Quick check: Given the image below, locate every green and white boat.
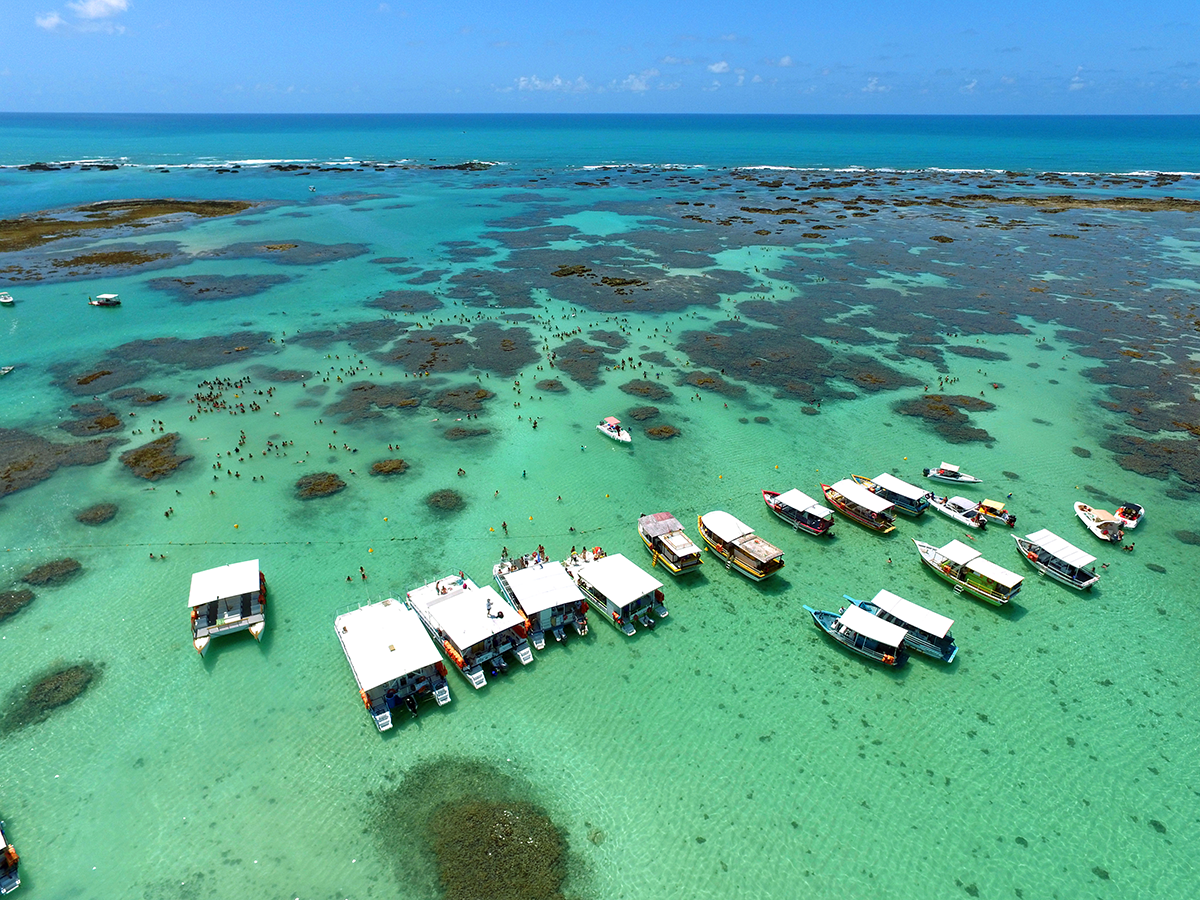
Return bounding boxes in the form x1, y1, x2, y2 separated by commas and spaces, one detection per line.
912, 538, 1023, 606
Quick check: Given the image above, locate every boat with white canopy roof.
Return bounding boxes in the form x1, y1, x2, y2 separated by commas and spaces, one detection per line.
697, 510, 785, 580
564, 551, 666, 635
851, 473, 930, 516
1013, 529, 1100, 590
850, 589, 957, 663
913, 538, 1024, 605
923, 462, 981, 485
803, 603, 909, 667
821, 479, 896, 533
188, 559, 266, 657
335, 597, 451, 731
762, 488, 835, 535
408, 573, 533, 689
637, 512, 704, 574
494, 551, 588, 649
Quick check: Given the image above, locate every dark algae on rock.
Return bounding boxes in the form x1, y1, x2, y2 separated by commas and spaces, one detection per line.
1, 662, 102, 735
21, 558, 82, 586
295, 472, 347, 499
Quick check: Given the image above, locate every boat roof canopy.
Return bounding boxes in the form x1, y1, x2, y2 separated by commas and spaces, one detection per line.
96, 293, 119, 300
870, 589, 953, 638
980, 498, 1007, 511
831, 478, 895, 514
335, 599, 443, 692
777, 489, 834, 519
966, 556, 1024, 589
577, 553, 662, 605
702, 510, 754, 542
408, 580, 522, 647
731, 533, 784, 563
871, 473, 927, 501
603, 416, 621, 425
1026, 529, 1096, 568
938, 462, 960, 473
503, 561, 585, 616
838, 603, 908, 648
639, 511, 683, 538
939, 539, 982, 566
188, 559, 260, 608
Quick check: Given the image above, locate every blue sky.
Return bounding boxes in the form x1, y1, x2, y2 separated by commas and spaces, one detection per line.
3, 0, 1198, 113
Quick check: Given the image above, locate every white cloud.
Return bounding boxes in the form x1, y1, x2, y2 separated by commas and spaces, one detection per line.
862, 77, 890, 93
37, 0, 128, 32
36, 11, 66, 29
779, 55, 794, 67
707, 61, 729, 73
1069, 66, 1088, 91
960, 79, 977, 94
67, 0, 127, 18
752, 74, 763, 83
516, 74, 590, 93
378, 2, 390, 10
618, 70, 659, 92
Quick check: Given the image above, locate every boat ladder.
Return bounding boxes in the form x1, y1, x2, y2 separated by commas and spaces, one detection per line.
725, 556, 734, 570
953, 583, 965, 594
515, 644, 534, 665
433, 684, 451, 706
373, 710, 394, 732
650, 549, 659, 568
466, 667, 488, 689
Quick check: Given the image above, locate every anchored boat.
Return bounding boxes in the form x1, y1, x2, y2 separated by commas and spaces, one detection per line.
565, 551, 666, 635
408, 574, 533, 689
1073, 502, 1124, 542
821, 479, 896, 533
927, 494, 988, 529
597, 415, 631, 443
0, 292, 13, 306
762, 488, 835, 535
978, 498, 1017, 528
335, 597, 451, 732
637, 511, 704, 574
1013, 529, 1100, 591
851, 472, 930, 516
923, 462, 981, 485
494, 550, 588, 649
88, 293, 121, 307
803, 603, 909, 667
697, 510, 785, 580
188, 559, 266, 656
849, 589, 957, 663
1114, 501, 1144, 529
0, 820, 18, 896
913, 538, 1024, 606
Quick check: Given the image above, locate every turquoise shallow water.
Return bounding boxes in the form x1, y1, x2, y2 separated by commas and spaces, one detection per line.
1, 132, 1199, 900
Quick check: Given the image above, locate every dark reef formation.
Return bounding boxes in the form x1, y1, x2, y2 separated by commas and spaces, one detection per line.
894, 394, 997, 443
1, 662, 102, 735
120, 433, 192, 480
295, 472, 347, 499
370, 459, 409, 476
21, 558, 83, 586
76, 502, 118, 525
0, 589, 36, 623
1, 428, 121, 497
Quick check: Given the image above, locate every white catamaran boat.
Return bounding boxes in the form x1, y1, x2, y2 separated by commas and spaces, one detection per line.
494, 551, 588, 649
923, 462, 981, 485
1073, 502, 1124, 542
913, 538, 1024, 606
88, 293, 121, 307
850, 473, 930, 516
927, 494, 988, 529
697, 510, 785, 580
597, 416, 632, 443
335, 597, 451, 732
1014, 529, 1100, 590
849, 589, 957, 663
188, 559, 266, 656
762, 488, 835, 535
407, 574, 533, 689
637, 511, 704, 574
565, 551, 666, 635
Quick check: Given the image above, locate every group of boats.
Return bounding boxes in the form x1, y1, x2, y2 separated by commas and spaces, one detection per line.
804, 588, 959, 668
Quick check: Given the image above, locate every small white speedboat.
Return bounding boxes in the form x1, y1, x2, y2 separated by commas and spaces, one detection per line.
0, 291, 13, 306
597, 416, 631, 443
923, 462, 981, 485
1074, 502, 1123, 542
0, 366, 13, 377
928, 494, 988, 528
1114, 501, 1144, 529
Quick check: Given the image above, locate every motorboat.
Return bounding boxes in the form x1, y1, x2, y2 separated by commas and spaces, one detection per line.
803, 603, 908, 667
1013, 529, 1100, 590
564, 551, 666, 635
762, 488, 835, 535
494, 549, 589, 648
637, 512, 704, 574
697, 510, 785, 581
0, 292, 13, 306
849, 589, 957, 663
89, 293, 121, 307
821, 479, 896, 533
913, 538, 1024, 606
978, 498, 1017, 528
1114, 501, 1144, 529
1074, 502, 1123, 542
850, 473, 930, 516
596, 416, 631, 443
923, 462, 981, 485
927, 494, 988, 529
188, 559, 266, 656
0, 367, 13, 378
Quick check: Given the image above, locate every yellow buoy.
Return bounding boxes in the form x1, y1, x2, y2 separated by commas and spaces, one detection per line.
368, 548, 373, 553
529, 516, 533, 521
489, 527, 494, 532
234, 524, 239, 529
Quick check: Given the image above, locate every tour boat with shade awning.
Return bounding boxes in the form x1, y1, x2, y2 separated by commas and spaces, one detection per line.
1114, 501, 1144, 529
1073, 502, 1124, 542
565, 551, 666, 636
637, 511, 704, 574
849, 589, 957, 663
851, 472, 930, 516
803, 603, 909, 667
407, 574, 533, 689
762, 488, 835, 535
979, 498, 1017, 528
188, 559, 266, 657
0, 820, 18, 896
913, 539, 1024, 606
821, 479, 896, 533
1013, 529, 1100, 590
88, 293, 121, 307
335, 597, 451, 732
596, 415, 631, 443
923, 462, 981, 485
697, 510, 785, 580
494, 552, 588, 649
927, 494, 988, 529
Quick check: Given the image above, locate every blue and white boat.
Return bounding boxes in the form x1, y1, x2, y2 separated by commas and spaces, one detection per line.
0, 820, 17, 896
851, 473, 930, 516
803, 603, 908, 667
849, 589, 957, 663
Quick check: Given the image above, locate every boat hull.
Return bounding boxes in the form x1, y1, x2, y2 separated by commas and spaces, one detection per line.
849, 594, 957, 663
597, 425, 631, 443
820, 484, 895, 533
1073, 503, 1123, 542
1013, 535, 1099, 590
912, 539, 1010, 605
803, 606, 907, 666
928, 496, 987, 529
923, 467, 981, 485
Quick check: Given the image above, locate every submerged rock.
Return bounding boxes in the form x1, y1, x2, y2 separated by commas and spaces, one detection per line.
626, 405, 659, 421
119, 433, 192, 481
76, 502, 118, 525
21, 558, 82, 586
370, 459, 409, 476
645, 425, 681, 440
295, 472, 347, 499
0, 589, 36, 623
1, 662, 101, 735
426, 489, 465, 512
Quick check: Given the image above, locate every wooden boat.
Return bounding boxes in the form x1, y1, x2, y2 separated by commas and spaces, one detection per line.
1014, 529, 1100, 590
762, 488, 835, 535
913, 538, 1024, 606
803, 603, 908, 667
978, 498, 1017, 528
564, 551, 666, 635
407, 573, 533, 689
637, 512, 704, 574
335, 597, 451, 732
821, 479, 896, 533
851, 472, 930, 516
188, 559, 266, 656
1114, 501, 1144, 529
0, 820, 18, 896
927, 494, 988, 529
923, 462, 981, 485
1073, 502, 1123, 542
494, 550, 588, 648
849, 590, 957, 663
596, 415, 631, 443
697, 510, 785, 581
88, 293, 121, 307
